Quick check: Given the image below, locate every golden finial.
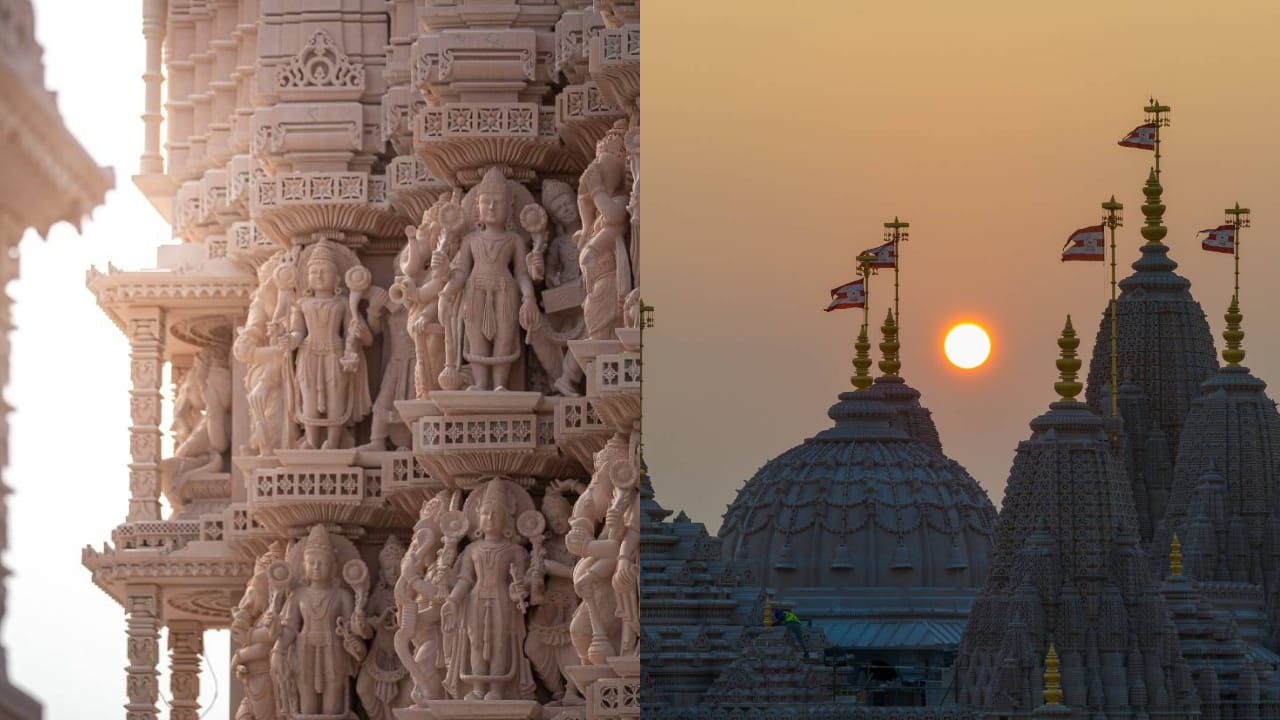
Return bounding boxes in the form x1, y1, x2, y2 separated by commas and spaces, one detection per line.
1140, 168, 1167, 245
1054, 316, 1082, 402
1170, 533, 1183, 578
763, 594, 774, 627
1043, 643, 1063, 706
851, 324, 873, 390
878, 309, 900, 377
1223, 295, 1245, 367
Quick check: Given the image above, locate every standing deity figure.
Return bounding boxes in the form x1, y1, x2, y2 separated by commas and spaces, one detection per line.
394, 492, 454, 704
525, 480, 585, 702
272, 525, 369, 716
577, 123, 632, 341
439, 167, 541, 391
525, 181, 588, 396
611, 463, 641, 656
363, 279, 414, 450
230, 542, 285, 720
356, 537, 412, 719
441, 479, 537, 700
287, 240, 373, 449
566, 435, 630, 664
234, 250, 296, 455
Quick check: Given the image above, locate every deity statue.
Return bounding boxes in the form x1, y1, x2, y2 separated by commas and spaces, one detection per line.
441, 479, 537, 700
611, 463, 641, 656
525, 181, 587, 397
164, 345, 232, 492
577, 122, 632, 341
393, 196, 465, 399
234, 250, 297, 455
525, 480, 585, 703
271, 524, 369, 716
285, 240, 373, 449
566, 434, 631, 664
363, 280, 414, 450
230, 542, 285, 720
439, 167, 541, 391
394, 492, 453, 704
356, 537, 412, 719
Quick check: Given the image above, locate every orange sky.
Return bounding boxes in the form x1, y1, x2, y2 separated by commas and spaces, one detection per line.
642, 2, 1280, 531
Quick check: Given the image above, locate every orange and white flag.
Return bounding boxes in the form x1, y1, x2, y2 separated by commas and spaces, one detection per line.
1199, 225, 1236, 254
1061, 225, 1105, 262
1118, 123, 1157, 150
860, 242, 897, 269
824, 279, 866, 311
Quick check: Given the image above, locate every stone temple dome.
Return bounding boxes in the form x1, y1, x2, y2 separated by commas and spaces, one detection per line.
718, 387, 996, 591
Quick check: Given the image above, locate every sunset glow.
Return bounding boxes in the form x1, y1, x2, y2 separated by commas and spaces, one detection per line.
944, 323, 992, 369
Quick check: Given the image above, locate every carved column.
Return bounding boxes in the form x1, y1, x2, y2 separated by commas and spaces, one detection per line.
125, 589, 161, 720
140, 0, 166, 174
167, 620, 203, 720
127, 310, 166, 522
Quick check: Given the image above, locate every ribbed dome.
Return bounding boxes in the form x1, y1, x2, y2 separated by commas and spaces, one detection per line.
718, 387, 996, 591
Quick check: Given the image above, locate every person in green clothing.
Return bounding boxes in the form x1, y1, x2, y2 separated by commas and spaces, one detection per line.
772, 607, 808, 655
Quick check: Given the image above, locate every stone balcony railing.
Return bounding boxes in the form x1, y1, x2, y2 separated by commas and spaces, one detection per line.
249, 169, 402, 246
412, 102, 579, 185
248, 462, 404, 533
554, 396, 613, 469
110, 519, 203, 551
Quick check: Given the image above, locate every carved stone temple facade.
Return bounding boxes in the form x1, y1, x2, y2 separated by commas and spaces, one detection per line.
79, 2, 641, 719
1, 2, 115, 719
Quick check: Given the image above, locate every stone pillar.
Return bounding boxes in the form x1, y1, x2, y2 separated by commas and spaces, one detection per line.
140, 0, 166, 174
125, 589, 161, 720
167, 620, 203, 720
127, 310, 166, 522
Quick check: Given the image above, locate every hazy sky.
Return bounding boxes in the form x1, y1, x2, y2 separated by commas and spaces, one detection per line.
642, 2, 1280, 532
8, 2, 1280, 719
9, 2, 229, 718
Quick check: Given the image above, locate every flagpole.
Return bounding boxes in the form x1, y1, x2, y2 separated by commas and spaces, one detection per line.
1225, 202, 1250, 302
851, 251, 878, 390
883, 217, 909, 329
1145, 98, 1170, 179
1102, 196, 1124, 419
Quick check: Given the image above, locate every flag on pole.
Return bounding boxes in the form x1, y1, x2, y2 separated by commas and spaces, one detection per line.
1118, 123, 1157, 150
824, 279, 866, 311
1199, 224, 1236, 254
860, 242, 897, 269
1061, 225, 1106, 262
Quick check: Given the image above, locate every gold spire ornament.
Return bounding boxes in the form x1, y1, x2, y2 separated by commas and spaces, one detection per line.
1140, 169, 1167, 246
851, 323, 873, 390
1145, 98, 1171, 178
1224, 202, 1250, 301
878, 309, 900, 377
1170, 533, 1184, 578
1223, 295, 1245, 367
1102, 197, 1124, 418
1043, 643, 1063, 706
763, 594, 774, 627
883, 216, 909, 326
1055, 317, 1083, 402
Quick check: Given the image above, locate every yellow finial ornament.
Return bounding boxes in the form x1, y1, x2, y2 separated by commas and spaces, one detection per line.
1054, 316, 1082, 402
1170, 533, 1183, 578
1223, 295, 1245, 367
851, 324, 873, 390
878, 309, 900, 377
1140, 168, 1167, 246
763, 595, 774, 627
1043, 643, 1063, 706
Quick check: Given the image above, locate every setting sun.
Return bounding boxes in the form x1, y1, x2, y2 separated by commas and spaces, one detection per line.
944, 323, 992, 369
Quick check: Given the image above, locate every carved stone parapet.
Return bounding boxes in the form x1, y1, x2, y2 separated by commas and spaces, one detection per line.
174, 180, 214, 242
225, 154, 254, 210
554, 7, 606, 84
251, 169, 402, 246
382, 84, 426, 155
397, 701, 545, 720
221, 501, 275, 558
111, 520, 202, 551
412, 29, 552, 102
247, 456, 407, 533
227, 220, 281, 269
250, 102, 364, 172
372, 449, 446, 520
417, 0, 563, 33
588, 25, 638, 116
554, 397, 611, 470
556, 82, 624, 163
588, 352, 640, 429
402, 397, 578, 482
386, 154, 450, 224
413, 103, 581, 185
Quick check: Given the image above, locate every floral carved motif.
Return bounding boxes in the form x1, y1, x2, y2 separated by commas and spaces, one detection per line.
276, 30, 365, 92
